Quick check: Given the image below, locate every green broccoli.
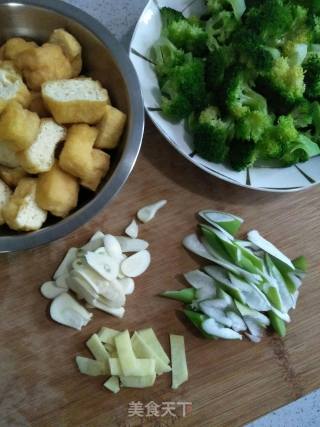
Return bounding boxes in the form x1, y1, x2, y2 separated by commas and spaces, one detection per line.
232, 28, 280, 72
205, 46, 234, 90
225, 72, 268, 118
259, 57, 305, 108
303, 54, 320, 100
291, 100, 314, 128
229, 139, 257, 170
193, 106, 234, 162
308, 14, 320, 43
160, 7, 185, 29
206, 0, 246, 21
283, 41, 308, 66
311, 101, 320, 144
281, 134, 320, 165
151, 37, 185, 82
167, 19, 208, 57
206, 11, 238, 51
244, 0, 294, 45
160, 56, 207, 120
235, 110, 273, 142
258, 115, 299, 159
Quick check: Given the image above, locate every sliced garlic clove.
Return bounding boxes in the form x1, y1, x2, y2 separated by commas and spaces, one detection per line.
120, 250, 151, 278
125, 219, 139, 238
54, 247, 78, 280
41, 281, 65, 299
104, 234, 123, 261
50, 292, 92, 330
85, 249, 119, 281
137, 200, 167, 223
55, 273, 69, 289
92, 299, 125, 318
118, 277, 135, 295
115, 236, 149, 252
81, 231, 105, 252
71, 268, 126, 308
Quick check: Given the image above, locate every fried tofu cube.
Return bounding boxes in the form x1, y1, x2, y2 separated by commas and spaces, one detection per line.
59, 124, 98, 178
2, 177, 47, 231
42, 78, 109, 124
0, 141, 20, 167
95, 105, 127, 149
28, 91, 48, 117
0, 62, 31, 113
15, 43, 73, 90
18, 118, 66, 174
81, 149, 110, 191
0, 166, 26, 188
0, 178, 12, 225
49, 29, 82, 77
2, 37, 38, 61
36, 162, 79, 218
0, 101, 40, 152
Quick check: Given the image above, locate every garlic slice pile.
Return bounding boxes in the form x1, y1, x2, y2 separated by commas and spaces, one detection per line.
41, 230, 151, 330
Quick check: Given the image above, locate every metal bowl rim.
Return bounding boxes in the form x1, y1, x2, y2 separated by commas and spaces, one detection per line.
0, 0, 145, 252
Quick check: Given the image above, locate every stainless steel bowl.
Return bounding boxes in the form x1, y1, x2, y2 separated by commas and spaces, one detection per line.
0, 0, 144, 252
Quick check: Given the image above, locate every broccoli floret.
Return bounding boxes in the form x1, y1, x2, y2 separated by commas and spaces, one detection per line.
235, 110, 273, 142
291, 100, 314, 128
225, 72, 267, 118
303, 54, 320, 100
206, 46, 234, 90
206, 11, 238, 51
229, 139, 257, 170
193, 106, 234, 162
151, 37, 185, 81
161, 95, 192, 121
281, 134, 320, 165
167, 19, 208, 56
258, 115, 299, 159
206, 0, 246, 21
312, 102, 320, 143
261, 57, 305, 107
244, 0, 294, 45
160, 56, 207, 120
283, 41, 308, 66
308, 14, 320, 43
232, 28, 280, 73
160, 7, 185, 29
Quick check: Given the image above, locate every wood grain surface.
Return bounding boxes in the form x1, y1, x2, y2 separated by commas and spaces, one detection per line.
1, 118, 320, 427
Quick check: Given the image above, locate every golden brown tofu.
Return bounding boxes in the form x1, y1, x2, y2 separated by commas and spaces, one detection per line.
42, 78, 109, 125
0, 166, 27, 188
49, 29, 81, 61
3, 37, 38, 61
0, 178, 12, 225
81, 149, 110, 191
95, 105, 127, 149
28, 91, 48, 117
48, 29, 82, 77
3, 177, 47, 231
0, 62, 31, 113
36, 162, 79, 218
15, 43, 73, 90
59, 124, 98, 178
70, 55, 82, 78
0, 101, 40, 152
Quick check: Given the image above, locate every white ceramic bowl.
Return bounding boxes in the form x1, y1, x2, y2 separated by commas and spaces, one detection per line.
130, 0, 320, 192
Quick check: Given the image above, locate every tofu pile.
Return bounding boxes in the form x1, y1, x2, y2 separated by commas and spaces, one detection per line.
0, 30, 127, 231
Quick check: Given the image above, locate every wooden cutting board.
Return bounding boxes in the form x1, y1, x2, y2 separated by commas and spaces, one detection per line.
1, 118, 320, 427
